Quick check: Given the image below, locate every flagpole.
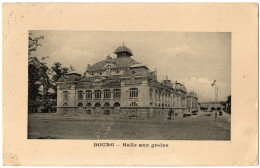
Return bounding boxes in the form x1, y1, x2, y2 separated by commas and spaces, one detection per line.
215, 81, 217, 122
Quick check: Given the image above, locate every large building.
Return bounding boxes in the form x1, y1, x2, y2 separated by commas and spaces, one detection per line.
56, 45, 198, 119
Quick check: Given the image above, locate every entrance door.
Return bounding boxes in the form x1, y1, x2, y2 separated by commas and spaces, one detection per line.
104, 102, 110, 115
78, 103, 84, 115
86, 103, 92, 115
114, 102, 120, 114
95, 102, 101, 116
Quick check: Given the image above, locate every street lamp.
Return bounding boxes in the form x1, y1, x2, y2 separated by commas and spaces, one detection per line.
211, 80, 218, 122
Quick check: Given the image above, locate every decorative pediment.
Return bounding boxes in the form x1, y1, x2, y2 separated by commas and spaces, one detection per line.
124, 77, 142, 86
103, 63, 115, 69
92, 76, 104, 83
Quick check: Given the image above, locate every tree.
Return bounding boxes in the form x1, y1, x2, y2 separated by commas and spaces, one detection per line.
50, 62, 69, 106
28, 33, 45, 113
28, 33, 53, 113
51, 62, 68, 91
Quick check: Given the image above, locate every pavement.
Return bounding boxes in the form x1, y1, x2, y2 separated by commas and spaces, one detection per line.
28, 110, 231, 140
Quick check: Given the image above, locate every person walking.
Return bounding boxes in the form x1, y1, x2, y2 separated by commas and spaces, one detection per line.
172, 108, 175, 120
168, 108, 173, 120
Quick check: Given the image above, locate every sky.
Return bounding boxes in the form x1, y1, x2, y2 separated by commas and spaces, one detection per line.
30, 31, 231, 102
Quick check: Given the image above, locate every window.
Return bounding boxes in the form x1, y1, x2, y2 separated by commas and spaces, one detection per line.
155, 91, 157, 101
130, 102, 138, 107
86, 90, 92, 99
130, 88, 138, 98
158, 92, 161, 99
63, 91, 68, 100
78, 103, 83, 107
77, 91, 83, 99
94, 90, 101, 99
113, 89, 121, 99
104, 89, 111, 99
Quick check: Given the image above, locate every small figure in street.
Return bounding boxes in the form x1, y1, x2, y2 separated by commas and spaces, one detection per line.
168, 108, 173, 120
215, 110, 217, 122
172, 108, 175, 120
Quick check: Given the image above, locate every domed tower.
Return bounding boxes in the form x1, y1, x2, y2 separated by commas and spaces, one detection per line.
114, 43, 133, 58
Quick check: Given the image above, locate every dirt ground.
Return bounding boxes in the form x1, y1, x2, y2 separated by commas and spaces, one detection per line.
28, 111, 231, 140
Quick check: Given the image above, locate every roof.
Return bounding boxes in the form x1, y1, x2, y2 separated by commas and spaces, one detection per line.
57, 74, 82, 82
174, 82, 187, 92
130, 63, 148, 69
87, 57, 139, 71
114, 45, 133, 56
121, 68, 149, 78
79, 77, 92, 82
65, 71, 81, 76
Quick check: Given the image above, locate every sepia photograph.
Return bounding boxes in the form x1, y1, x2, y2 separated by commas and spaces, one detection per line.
28, 31, 231, 140
3, 3, 258, 166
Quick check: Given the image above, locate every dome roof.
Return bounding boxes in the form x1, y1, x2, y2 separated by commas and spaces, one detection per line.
175, 82, 187, 92
130, 63, 148, 69
114, 45, 133, 56
87, 57, 139, 71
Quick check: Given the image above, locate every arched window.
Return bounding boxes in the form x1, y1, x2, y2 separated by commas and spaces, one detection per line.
77, 91, 83, 100
114, 102, 120, 107
129, 88, 138, 98
113, 89, 121, 99
63, 103, 68, 106
94, 90, 101, 99
130, 102, 138, 107
63, 91, 68, 100
104, 89, 111, 99
95, 102, 101, 107
86, 90, 92, 99
78, 103, 83, 107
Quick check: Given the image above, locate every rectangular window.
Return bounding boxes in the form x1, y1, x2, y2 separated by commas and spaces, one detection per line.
104, 90, 111, 99
63, 91, 68, 100
77, 91, 83, 100
94, 90, 101, 99
86, 90, 92, 99
130, 88, 138, 98
113, 89, 121, 99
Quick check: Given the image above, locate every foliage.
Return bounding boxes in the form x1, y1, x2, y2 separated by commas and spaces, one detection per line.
51, 62, 68, 92
28, 33, 52, 113
28, 33, 70, 113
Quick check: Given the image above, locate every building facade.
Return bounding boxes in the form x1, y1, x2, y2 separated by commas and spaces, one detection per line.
56, 45, 198, 119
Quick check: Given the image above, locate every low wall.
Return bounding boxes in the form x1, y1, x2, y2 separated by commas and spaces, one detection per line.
57, 106, 188, 120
